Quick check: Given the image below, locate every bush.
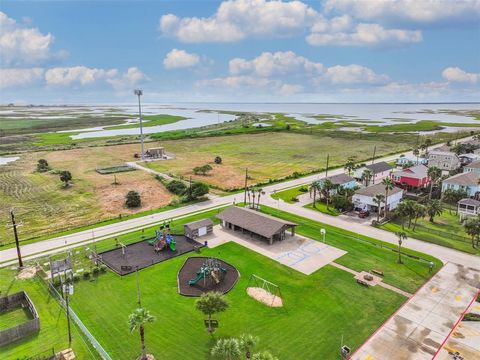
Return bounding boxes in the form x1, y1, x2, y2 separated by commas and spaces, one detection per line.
166, 180, 187, 195
72, 273, 81, 282
193, 164, 213, 175
59, 170, 72, 187
92, 267, 100, 276
125, 190, 141, 208
188, 182, 209, 200
37, 159, 49, 172
214, 156, 222, 164
100, 264, 107, 273
83, 271, 91, 279
290, 197, 299, 202
299, 186, 308, 193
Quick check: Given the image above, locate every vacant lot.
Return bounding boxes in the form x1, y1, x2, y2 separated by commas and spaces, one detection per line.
0, 148, 172, 243
144, 132, 413, 190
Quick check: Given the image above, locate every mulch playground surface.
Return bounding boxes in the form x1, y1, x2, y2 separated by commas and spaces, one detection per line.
99, 235, 203, 275
177, 257, 240, 297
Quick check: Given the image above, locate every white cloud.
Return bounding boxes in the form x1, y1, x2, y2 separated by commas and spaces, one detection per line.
442, 67, 479, 83
0, 68, 44, 89
229, 51, 323, 76
107, 67, 148, 90
45, 66, 118, 86
323, 0, 480, 25
163, 49, 200, 69
322, 64, 389, 84
159, 0, 318, 43
0, 12, 55, 66
278, 83, 304, 95
307, 22, 422, 46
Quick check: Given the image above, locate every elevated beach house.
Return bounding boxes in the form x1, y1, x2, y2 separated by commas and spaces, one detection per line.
390, 165, 430, 191
352, 183, 404, 213
442, 172, 480, 198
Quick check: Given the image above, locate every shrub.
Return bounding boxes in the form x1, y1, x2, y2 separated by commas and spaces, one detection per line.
299, 186, 308, 193
214, 156, 222, 164
186, 182, 209, 200
290, 197, 299, 202
59, 170, 72, 187
83, 271, 90, 279
53, 277, 61, 287
37, 159, 49, 172
193, 164, 213, 176
100, 264, 107, 273
166, 180, 187, 195
125, 190, 141, 208
72, 273, 81, 282
92, 267, 100, 276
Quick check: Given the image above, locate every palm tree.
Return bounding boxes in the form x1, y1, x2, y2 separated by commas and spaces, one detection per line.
239, 334, 258, 359
413, 147, 420, 165
395, 231, 407, 264
344, 156, 356, 176
424, 138, 432, 156
373, 194, 385, 221
252, 351, 279, 360
381, 177, 394, 219
427, 166, 442, 200
464, 217, 480, 248
256, 188, 263, 209
361, 169, 372, 187
195, 292, 229, 334
128, 308, 156, 360
426, 199, 444, 222
395, 202, 410, 230
310, 180, 320, 208
321, 179, 334, 209
412, 203, 427, 230
211, 338, 241, 360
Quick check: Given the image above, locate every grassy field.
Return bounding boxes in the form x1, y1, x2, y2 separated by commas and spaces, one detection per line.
380, 210, 479, 255
0, 307, 32, 330
271, 185, 308, 203
304, 202, 341, 216
0, 147, 173, 243
0, 268, 100, 359
68, 242, 405, 360
143, 132, 416, 190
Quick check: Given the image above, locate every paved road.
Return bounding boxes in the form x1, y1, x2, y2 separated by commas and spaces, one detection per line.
0, 136, 475, 266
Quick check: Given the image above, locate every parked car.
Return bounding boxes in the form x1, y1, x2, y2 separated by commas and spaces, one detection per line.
358, 210, 370, 218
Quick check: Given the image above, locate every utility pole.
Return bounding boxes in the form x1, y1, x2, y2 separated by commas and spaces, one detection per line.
244, 168, 248, 204
325, 154, 330, 178
8, 210, 23, 268
135, 266, 142, 307
65, 286, 72, 347
134, 89, 145, 160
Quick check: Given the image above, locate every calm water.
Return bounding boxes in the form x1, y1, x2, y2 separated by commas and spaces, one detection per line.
0, 157, 19, 166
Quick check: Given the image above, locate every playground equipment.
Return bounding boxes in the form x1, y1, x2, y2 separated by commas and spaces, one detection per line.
148, 228, 176, 253
188, 258, 227, 286
246, 274, 284, 308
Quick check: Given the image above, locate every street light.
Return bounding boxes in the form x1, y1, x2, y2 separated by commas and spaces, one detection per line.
134, 89, 145, 160
320, 228, 326, 243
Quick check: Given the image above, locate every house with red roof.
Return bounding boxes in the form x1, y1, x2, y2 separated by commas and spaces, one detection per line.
390, 165, 430, 190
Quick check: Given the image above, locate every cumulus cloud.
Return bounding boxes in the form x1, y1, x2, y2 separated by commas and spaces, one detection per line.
322, 64, 389, 84
0, 12, 56, 66
107, 67, 148, 89
163, 49, 200, 69
0, 68, 44, 89
45, 66, 118, 87
307, 21, 422, 47
323, 0, 480, 26
442, 67, 479, 83
159, 0, 318, 43
229, 51, 323, 76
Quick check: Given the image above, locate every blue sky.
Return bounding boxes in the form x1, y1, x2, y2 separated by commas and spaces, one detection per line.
1, 0, 479, 103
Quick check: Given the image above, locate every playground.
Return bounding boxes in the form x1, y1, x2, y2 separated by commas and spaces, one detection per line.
177, 257, 240, 297
100, 234, 202, 275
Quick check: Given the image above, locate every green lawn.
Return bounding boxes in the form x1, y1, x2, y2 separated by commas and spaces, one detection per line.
271, 185, 308, 203
0, 307, 32, 330
0, 268, 100, 359
380, 210, 479, 255
304, 202, 341, 216
68, 242, 405, 360
259, 206, 442, 293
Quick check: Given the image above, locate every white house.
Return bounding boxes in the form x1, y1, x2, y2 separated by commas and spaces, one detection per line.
396, 155, 428, 167
428, 150, 460, 174
463, 159, 480, 175
458, 198, 480, 221
353, 161, 393, 184
352, 183, 404, 213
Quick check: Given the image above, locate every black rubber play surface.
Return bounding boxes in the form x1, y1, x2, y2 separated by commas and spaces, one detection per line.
177, 257, 240, 297
99, 235, 203, 275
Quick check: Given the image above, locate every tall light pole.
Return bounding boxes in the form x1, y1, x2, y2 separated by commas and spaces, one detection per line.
134, 89, 145, 160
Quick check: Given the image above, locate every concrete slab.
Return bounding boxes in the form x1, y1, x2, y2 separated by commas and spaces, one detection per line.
204, 225, 347, 275
350, 263, 480, 360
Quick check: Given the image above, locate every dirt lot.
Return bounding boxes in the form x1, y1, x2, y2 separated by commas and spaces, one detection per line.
0, 147, 172, 242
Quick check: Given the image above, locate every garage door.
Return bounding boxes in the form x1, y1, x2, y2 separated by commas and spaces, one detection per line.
198, 227, 207, 236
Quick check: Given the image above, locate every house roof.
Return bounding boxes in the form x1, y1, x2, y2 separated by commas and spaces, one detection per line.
458, 198, 480, 206
365, 161, 393, 174
465, 159, 480, 169
323, 173, 356, 185
428, 150, 457, 157
216, 206, 297, 239
443, 172, 479, 186
184, 218, 213, 231
354, 183, 403, 198
392, 165, 429, 179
